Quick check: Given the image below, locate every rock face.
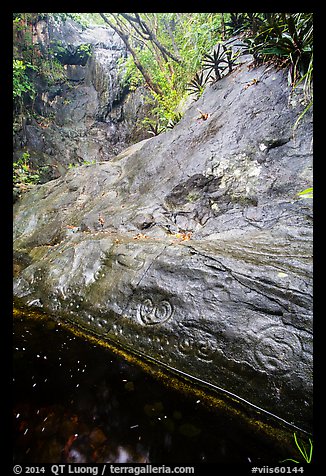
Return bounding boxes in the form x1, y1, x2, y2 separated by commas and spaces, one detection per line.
13, 47, 313, 433
13, 18, 153, 183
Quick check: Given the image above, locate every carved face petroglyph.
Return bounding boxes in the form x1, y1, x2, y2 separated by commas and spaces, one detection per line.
253, 325, 303, 375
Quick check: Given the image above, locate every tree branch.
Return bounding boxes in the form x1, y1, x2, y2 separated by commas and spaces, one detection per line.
99, 13, 163, 96
121, 13, 182, 65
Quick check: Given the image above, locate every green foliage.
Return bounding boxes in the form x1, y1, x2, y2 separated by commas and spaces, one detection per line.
76, 43, 92, 60
187, 40, 240, 100
68, 160, 96, 169
115, 12, 313, 137
143, 119, 166, 137
252, 14, 313, 130
13, 14, 67, 112
75, 13, 107, 27
13, 13, 91, 90
116, 13, 226, 128
166, 112, 183, 129
41, 57, 66, 86
293, 99, 313, 132
13, 12, 313, 141
225, 13, 249, 35
118, 55, 142, 91
225, 13, 314, 130
13, 152, 40, 187
186, 71, 210, 99
49, 40, 68, 62
142, 110, 182, 137
202, 42, 241, 82
121, 41, 183, 128
243, 13, 313, 90
13, 60, 37, 100
150, 88, 182, 128
222, 44, 242, 74
203, 43, 228, 81
175, 13, 225, 84
225, 13, 263, 36
297, 187, 313, 199
295, 52, 313, 101
280, 432, 313, 464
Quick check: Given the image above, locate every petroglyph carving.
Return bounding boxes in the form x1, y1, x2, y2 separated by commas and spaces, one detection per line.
100, 246, 146, 271
177, 334, 217, 362
116, 253, 145, 270
137, 297, 174, 325
178, 336, 195, 355
196, 338, 218, 361
254, 325, 302, 374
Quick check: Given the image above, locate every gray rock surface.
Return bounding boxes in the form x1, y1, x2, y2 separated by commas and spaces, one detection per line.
13, 18, 153, 184
13, 49, 313, 432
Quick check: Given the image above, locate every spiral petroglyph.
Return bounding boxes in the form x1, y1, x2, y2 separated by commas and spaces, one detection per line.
178, 336, 195, 355
177, 334, 217, 362
137, 297, 174, 325
196, 338, 218, 361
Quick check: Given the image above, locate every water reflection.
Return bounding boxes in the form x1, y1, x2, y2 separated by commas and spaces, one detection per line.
13, 313, 289, 464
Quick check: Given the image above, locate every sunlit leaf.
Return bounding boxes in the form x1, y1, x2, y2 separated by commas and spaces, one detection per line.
297, 187, 313, 199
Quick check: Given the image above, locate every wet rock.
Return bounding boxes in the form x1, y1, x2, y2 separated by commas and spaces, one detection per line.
13, 17, 154, 178
13, 46, 313, 432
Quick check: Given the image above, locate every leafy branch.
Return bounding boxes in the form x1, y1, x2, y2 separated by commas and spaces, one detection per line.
13, 60, 37, 100
186, 71, 210, 99
203, 43, 228, 81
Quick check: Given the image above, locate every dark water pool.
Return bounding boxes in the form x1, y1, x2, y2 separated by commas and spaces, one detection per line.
13, 312, 299, 465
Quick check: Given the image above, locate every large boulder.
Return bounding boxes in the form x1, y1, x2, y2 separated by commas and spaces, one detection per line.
13, 49, 313, 433
13, 18, 153, 186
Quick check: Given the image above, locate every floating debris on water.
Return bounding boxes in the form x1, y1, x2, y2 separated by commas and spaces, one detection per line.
13, 311, 300, 464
